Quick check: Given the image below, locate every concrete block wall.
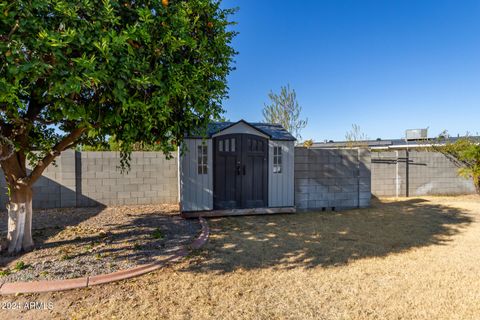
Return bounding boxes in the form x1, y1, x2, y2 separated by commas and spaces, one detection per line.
0, 150, 178, 209
0, 154, 71, 209
4, 147, 472, 210
294, 147, 371, 210
371, 151, 402, 197
371, 150, 476, 197
77, 151, 178, 206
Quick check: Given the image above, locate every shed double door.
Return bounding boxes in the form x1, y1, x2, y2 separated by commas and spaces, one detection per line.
213, 134, 268, 209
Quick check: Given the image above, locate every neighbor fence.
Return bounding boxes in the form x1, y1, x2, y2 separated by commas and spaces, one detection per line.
371, 150, 476, 197
0, 150, 178, 209
1, 149, 474, 210
294, 147, 371, 210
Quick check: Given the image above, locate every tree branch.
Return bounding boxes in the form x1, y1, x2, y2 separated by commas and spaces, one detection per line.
7, 19, 19, 39
23, 127, 86, 186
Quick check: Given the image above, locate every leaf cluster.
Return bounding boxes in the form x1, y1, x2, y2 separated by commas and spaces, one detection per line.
434, 134, 480, 192
0, 0, 237, 167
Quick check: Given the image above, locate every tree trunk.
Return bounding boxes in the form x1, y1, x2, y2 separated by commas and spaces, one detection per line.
7, 186, 34, 253
1, 127, 85, 254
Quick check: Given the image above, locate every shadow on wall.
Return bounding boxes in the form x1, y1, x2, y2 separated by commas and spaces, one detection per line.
294, 148, 371, 210
0, 178, 94, 211
371, 151, 476, 197
184, 197, 473, 273
0, 153, 102, 209
1, 150, 179, 210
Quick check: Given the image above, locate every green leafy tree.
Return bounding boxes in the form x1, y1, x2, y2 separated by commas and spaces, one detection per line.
79, 135, 166, 151
434, 134, 480, 194
0, 0, 237, 253
262, 84, 307, 140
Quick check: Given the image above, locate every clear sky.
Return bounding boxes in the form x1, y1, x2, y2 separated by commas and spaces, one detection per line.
221, 0, 480, 141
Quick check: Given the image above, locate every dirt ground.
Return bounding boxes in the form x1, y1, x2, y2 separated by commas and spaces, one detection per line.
1, 195, 479, 320
0, 204, 199, 282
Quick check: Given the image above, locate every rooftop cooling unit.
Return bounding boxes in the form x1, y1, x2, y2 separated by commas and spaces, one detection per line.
405, 128, 428, 141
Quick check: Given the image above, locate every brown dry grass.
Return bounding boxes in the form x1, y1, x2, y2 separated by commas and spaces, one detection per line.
1, 195, 479, 320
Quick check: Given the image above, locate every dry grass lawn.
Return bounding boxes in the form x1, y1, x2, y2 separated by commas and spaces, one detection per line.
1, 195, 479, 320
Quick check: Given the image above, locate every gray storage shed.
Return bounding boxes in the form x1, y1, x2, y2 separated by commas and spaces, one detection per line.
180, 120, 296, 216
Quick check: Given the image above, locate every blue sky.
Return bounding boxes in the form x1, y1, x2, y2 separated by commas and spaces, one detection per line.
221, 0, 480, 141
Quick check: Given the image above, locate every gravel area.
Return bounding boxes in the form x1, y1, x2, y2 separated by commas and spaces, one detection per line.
0, 204, 200, 283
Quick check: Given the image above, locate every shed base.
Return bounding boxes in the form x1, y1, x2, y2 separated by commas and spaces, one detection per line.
181, 207, 296, 219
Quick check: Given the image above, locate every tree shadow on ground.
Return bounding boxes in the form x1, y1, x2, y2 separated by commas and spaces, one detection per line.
0, 205, 200, 272
33, 211, 199, 265
0, 168, 109, 265
0, 206, 105, 266
184, 197, 474, 273
0, 172, 190, 273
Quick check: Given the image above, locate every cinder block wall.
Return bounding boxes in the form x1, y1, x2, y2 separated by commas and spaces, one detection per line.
0, 154, 68, 209
371, 151, 403, 197
371, 150, 476, 197
294, 147, 371, 210
0, 150, 178, 209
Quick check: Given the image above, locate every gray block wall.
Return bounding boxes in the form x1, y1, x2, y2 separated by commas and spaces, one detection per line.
4, 147, 470, 210
295, 147, 371, 210
0, 153, 71, 209
371, 151, 403, 197
0, 150, 178, 209
371, 150, 476, 197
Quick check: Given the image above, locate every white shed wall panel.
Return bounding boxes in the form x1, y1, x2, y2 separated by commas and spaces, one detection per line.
268, 140, 295, 207
180, 139, 213, 211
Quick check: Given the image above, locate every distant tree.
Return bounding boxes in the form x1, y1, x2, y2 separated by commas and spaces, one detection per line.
345, 124, 369, 148
262, 85, 307, 140
433, 133, 480, 194
0, 0, 237, 253
79, 135, 166, 152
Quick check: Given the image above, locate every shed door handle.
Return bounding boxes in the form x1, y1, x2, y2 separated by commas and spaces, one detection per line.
236, 163, 241, 175
243, 165, 246, 175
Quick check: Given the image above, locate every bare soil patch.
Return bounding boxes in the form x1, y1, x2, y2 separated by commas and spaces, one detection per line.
1, 195, 479, 320
0, 204, 200, 282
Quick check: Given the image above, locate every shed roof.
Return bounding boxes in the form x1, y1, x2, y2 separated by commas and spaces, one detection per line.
186, 120, 296, 141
